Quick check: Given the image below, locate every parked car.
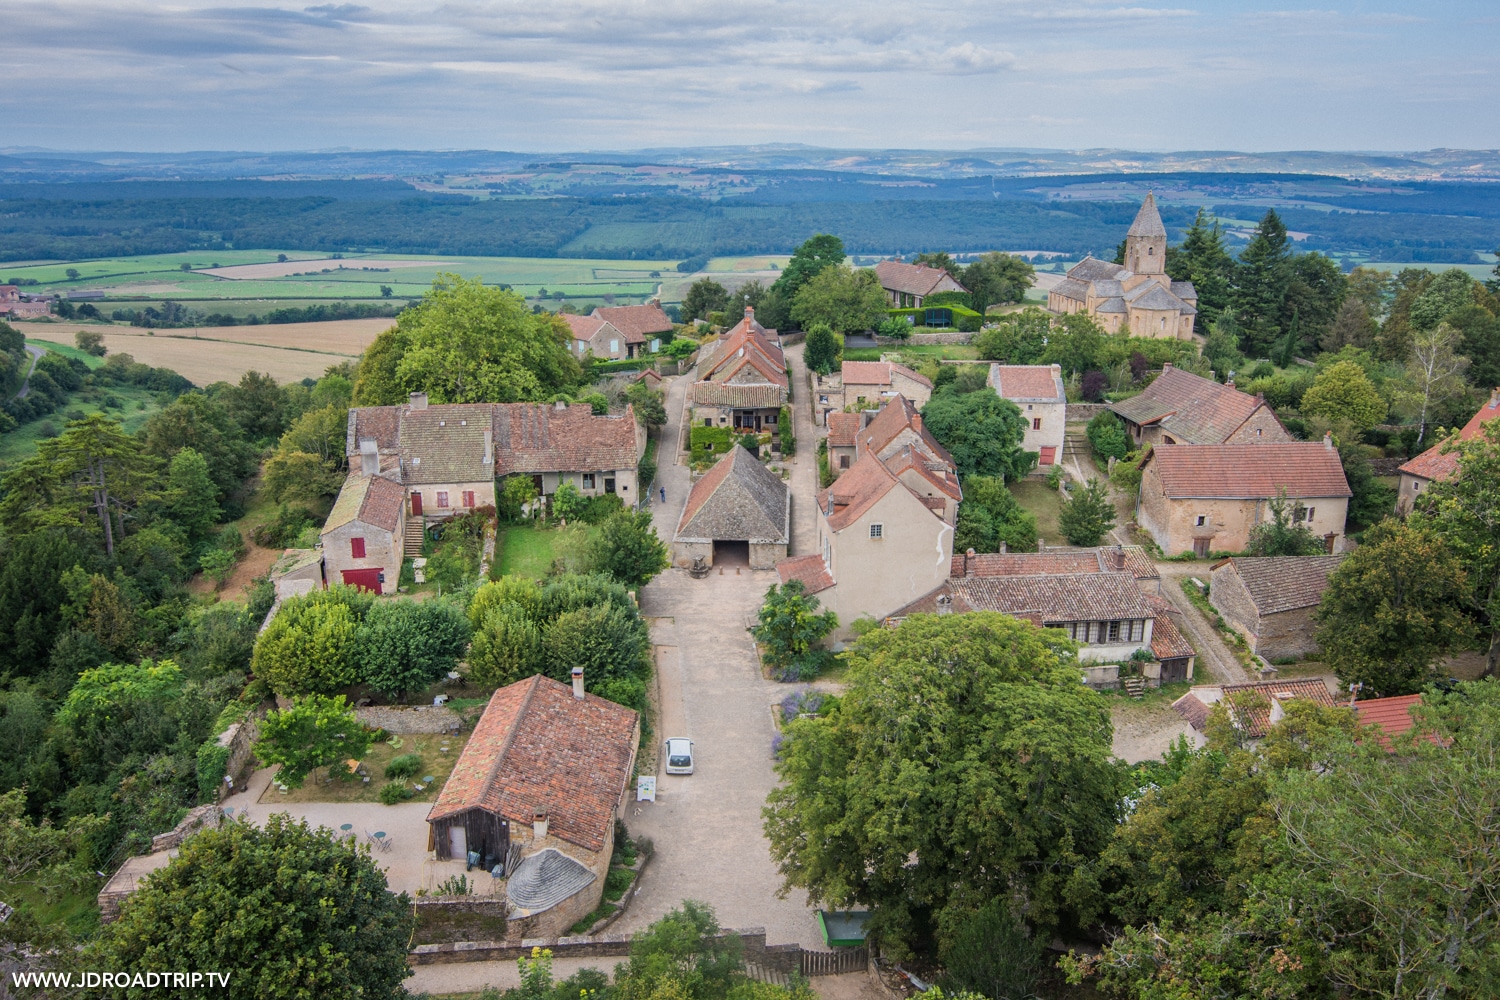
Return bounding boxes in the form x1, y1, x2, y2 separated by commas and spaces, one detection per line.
664, 737, 695, 775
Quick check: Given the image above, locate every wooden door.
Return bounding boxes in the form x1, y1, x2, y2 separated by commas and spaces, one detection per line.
341, 568, 383, 595
410, 492, 423, 515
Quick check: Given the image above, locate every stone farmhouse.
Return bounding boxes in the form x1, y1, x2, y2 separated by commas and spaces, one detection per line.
1209, 555, 1342, 661
1396, 388, 1500, 512
1172, 678, 1337, 745
593, 303, 671, 357
673, 445, 790, 570
1110, 364, 1290, 448
1136, 436, 1352, 557
0, 285, 51, 319
690, 307, 788, 435
1047, 194, 1199, 339
813, 361, 933, 426
320, 471, 408, 594
560, 313, 628, 360
426, 671, 639, 941
777, 395, 960, 636
989, 364, 1066, 467
874, 260, 967, 308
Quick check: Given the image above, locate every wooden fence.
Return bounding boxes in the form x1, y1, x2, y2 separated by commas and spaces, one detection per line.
745, 947, 868, 982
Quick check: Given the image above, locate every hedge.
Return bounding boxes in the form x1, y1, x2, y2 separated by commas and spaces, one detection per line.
887, 305, 983, 332
690, 425, 735, 456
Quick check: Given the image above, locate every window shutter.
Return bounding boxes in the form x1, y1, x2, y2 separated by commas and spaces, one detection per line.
463, 491, 475, 508
351, 537, 366, 559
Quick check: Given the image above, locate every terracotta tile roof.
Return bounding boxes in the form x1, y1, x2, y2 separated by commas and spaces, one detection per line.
560, 313, 611, 341
593, 303, 672, 343
1128, 193, 1167, 238
1172, 678, 1337, 739
493, 403, 639, 475
874, 260, 967, 297
713, 349, 789, 388
827, 412, 860, 448
989, 364, 1065, 402
633, 368, 663, 385
856, 395, 954, 468
841, 361, 933, 390
949, 571, 1153, 622
886, 444, 962, 501
399, 403, 497, 484
817, 453, 900, 532
690, 381, 787, 409
428, 675, 638, 854
1111, 366, 1278, 445
1142, 441, 1351, 499
323, 473, 406, 533
949, 545, 1158, 580
1170, 690, 1211, 732
675, 446, 789, 545
703, 311, 782, 373
1214, 556, 1342, 615
776, 554, 835, 595
347, 405, 402, 455
1354, 694, 1438, 750
1398, 390, 1500, 482
1145, 595, 1195, 660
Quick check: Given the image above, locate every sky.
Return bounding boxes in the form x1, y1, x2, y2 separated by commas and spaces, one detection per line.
4, 0, 1498, 153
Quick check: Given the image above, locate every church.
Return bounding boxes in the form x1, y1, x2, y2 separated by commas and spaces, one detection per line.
1047, 194, 1199, 340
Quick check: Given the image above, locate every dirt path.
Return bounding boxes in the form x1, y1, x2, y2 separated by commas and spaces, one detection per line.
188, 542, 280, 602
782, 345, 819, 556
10, 344, 44, 401
1154, 562, 1251, 684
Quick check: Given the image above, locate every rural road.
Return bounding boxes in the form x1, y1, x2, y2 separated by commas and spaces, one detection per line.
1154, 562, 1251, 684
10, 343, 44, 401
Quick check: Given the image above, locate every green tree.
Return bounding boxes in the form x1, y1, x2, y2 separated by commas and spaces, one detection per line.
751, 581, 837, 679
199, 548, 236, 590
165, 447, 221, 546
1300, 359, 1387, 430
802, 323, 842, 375
261, 449, 344, 505
1199, 308, 1244, 381
542, 603, 650, 710
920, 390, 1034, 480
1314, 520, 1470, 696
142, 391, 259, 502
1167, 208, 1235, 331
1448, 304, 1500, 390
468, 602, 544, 688
1086, 411, 1130, 462
1409, 267, 1478, 331
1245, 491, 1326, 557
278, 403, 349, 467
615, 901, 745, 1000
764, 612, 1121, 953
589, 509, 669, 589
912, 251, 961, 277
1396, 322, 1470, 447
252, 588, 369, 696
1042, 312, 1106, 376
498, 474, 540, 522
789, 265, 887, 334
1059, 478, 1117, 546
1339, 440, 1396, 529
961, 252, 1034, 313
1321, 295, 1380, 352
355, 599, 471, 701
626, 381, 667, 431
75, 328, 106, 356
938, 899, 1044, 1000
220, 370, 291, 443
551, 481, 586, 522
956, 475, 1037, 553
1283, 251, 1347, 353
90, 814, 413, 998
772, 234, 845, 301
776, 406, 794, 457
975, 307, 1050, 364
254, 694, 373, 788
681, 278, 731, 324
1232, 209, 1294, 357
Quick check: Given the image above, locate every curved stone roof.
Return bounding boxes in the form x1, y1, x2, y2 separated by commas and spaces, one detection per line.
506, 848, 597, 913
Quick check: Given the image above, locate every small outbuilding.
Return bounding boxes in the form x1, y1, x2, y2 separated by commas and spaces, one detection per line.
320, 472, 407, 594
1209, 555, 1342, 660
674, 446, 791, 569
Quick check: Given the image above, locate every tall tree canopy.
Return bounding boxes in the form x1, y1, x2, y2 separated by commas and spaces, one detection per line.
921, 389, 1035, 481
772, 234, 845, 303
1232, 209, 1294, 357
789, 265, 887, 334
1167, 208, 1235, 331
961, 252, 1034, 313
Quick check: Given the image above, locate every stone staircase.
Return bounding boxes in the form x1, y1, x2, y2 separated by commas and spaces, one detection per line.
1123, 676, 1146, 699
403, 516, 426, 557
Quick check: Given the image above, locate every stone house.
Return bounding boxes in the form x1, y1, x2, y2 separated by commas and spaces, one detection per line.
1172, 678, 1337, 745
320, 471, 406, 594
269, 547, 325, 601
989, 363, 1066, 467
492, 400, 644, 504
826, 412, 860, 474
593, 302, 672, 358
1396, 388, 1500, 512
1047, 194, 1199, 339
1209, 555, 1342, 660
1110, 364, 1291, 448
874, 260, 967, 308
950, 544, 1160, 594
673, 445, 790, 569
690, 307, 787, 434
426, 671, 639, 941
834, 361, 933, 413
1136, 437, 1352, 557
0, 285, 51, 318
560, 313, 629, 360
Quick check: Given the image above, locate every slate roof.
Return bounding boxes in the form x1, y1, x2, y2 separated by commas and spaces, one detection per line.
776, 554, 836, 595
1064, 257, 1127, 283
1096, 297, 1128, 313
989, 364, 1065, 402
428, 675, 638, 854
493, 403, 639, 475
675, 446, 790, 545
841, 360, 933, 390
691, 381, 787, 409
593, 302, 672, 342
1170, 280, 1199, 301
1398, 390, 1500, 483
506, 849, 597, 913
874, 260, 966, 297
1142, 441, 1352, 499
1110, 366, 1273, 444
827, 412, 860, 449
1214, 556, 1342, 615
1051, 277, 1092, 302
399, 403, 497, 484
323, 473, 406, 533
1145, 595, 1196, 660
1172, 678, 1337, 739
1128, 193, 1167, 238
347, 406, 402, 455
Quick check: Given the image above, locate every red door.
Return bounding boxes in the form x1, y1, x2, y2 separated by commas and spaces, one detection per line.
1039, 446, 1057, 466
410, 492, 423, 515
341, 568, 383, 595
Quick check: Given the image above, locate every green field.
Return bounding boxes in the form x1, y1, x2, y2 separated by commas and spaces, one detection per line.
0, 340, 167, 464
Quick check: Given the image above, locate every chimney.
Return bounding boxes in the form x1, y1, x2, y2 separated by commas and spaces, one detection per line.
1113, 544, 1125, 571
1050, 363, 1062, 378
965, 547, 976, 576
1038, 537, 1045, 552
936, 594, 953, 615
409, 391, 428, 410
482, 428, 493, 465
359, 438, 378, 476
1161, 362, 1173, 372
1490, 387, 1500, 409
533, 810, 549, 841
745, 306, 755, 319
555, 399, 566, 411
1323, 430, 1334, 450
912, 413, 922, 433
1225, 380, 1235, 390
571, 666, 585, 700
1000, 541, 1007, 555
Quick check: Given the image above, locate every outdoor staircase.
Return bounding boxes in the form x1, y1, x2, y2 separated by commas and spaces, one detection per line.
1123, 676, 1146, 699
403, 516, 426, 557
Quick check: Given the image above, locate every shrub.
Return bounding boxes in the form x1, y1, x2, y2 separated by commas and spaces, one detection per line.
604, 866, 635, 902
251, 504, 318, 549
1081, 370, 1109, 402
433, 874, 472, 896
378, 782, 412, 805
1086, 411, 1130, 462
777, 406, 795, 457
690, 424, 735, 456
196, 740, 232, 802
385, 753, 422, 779
578, 493, 626, 524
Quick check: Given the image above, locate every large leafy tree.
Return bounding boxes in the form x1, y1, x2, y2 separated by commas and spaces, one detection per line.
789, 265, 887, 334
1396, 322, 1471, 447
1232, 209, 1294, 356
352, 274, 581, 405
764, 612, 1121, 954
254, 694, 373, 788
961, 252, 1034, 312
354, 599, 471, 701
974, 307, 1050, 364
1059, 478, 1117, 546
252, 587, 371, 696
772, 234, 845, 302
954, 475, 1037, 554
141, 391, 259, 502
921, 390, 1034, 480
751, 581, 837, 679
163, 447, 221, 547
1300, 359, 1387, 431
681, 278, 731, 324
589, 508, 669, 589
467, 601, 543, 688
90, 814, 413, 998
801, 323, 842, 375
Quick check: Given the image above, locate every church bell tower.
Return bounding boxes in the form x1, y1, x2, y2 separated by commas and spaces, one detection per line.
1124, 193, 1167, 277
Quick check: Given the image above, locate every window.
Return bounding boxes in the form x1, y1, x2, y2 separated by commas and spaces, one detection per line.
1256, 428, 1263, 437
1413, 481, 1422, 492
1032, 418, 1042, 431
1108, 621, 1121, 642
839, 455, 850, 469
582, 473, 596, 490
1196, 515, 1206, 526
869, 524, 883, 539
462, 491, 475, 508
1306, 507, 1316, 521
703, 418, 712, 427
436, 491, 449, 508
350, 537, 366, 559
1027, 404, 1034, 410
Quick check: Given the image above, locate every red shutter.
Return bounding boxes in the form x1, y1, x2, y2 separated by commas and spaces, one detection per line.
437, 491, 449, 508
350, 537, 366, 559
462, 491, 475, 508
1039, 446, 1057, 466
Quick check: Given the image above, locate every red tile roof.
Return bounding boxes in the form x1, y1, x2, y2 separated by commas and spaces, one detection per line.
703, 311, 782, 372
1398, 390, 1500, 482
817, 453, 900, 532
856, 395, 954, 467
949, 545, 1158, 581
1172, 678, 1337, 738
560, 313, 611, 341
690, 381, 787, 409
593, 303, 672, 343
428, 675, 639, 854
840, 361, 933, 390
827, 412, 860, 449
1142, 441, 1351, 499
324, 473, 406, 533
874, 260, 966, 297
776, 554, 835, 595
989, 364, 1064, 403
1145, 595, 1195, 660
493, 402, 639, 475
1355, 694, 1426, 749
1112, 366, 1282, 444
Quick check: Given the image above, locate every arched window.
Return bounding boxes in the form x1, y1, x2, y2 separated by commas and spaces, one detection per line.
1147, 247, 1154, 255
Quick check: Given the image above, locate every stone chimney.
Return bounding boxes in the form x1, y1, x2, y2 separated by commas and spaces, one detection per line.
533, 810, 549, 841
409, 391, 428, 410
555, 399, 567, 411
936, 593, 953, 615
1050, 363, 1062, 379
745, 306, 755, 320
1038, 537, 1045, 552
1490, 387, 1500, 409
571, 666, 585, 700
1225, 379, 1235, 390
482, 428, 493, 465
912, 413, 922, 433
1000, 541, 1007, 554
1323, 430, 1334, 450
965, 548, 975, 575
359, 438, 378, 477
1161, 362, 1173, 372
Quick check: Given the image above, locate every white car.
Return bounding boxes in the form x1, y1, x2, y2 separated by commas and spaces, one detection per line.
664, 737, 695, 775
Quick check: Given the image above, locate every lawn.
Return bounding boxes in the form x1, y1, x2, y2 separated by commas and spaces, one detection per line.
1010, 478, 1063, 542
0, 341, 167, 464
259, 731, 470, 805
494, 523, 601, 579
843, 344, 979, 362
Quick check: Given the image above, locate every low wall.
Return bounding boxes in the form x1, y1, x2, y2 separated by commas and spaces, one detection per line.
150, 804, 222, 853
1067, 403, 1113, 421
218, 716, 261, 798
355, 705, 465, 734
875, 331, 973, 345
410, 926, 801, 969
1081, 664, 1120, 689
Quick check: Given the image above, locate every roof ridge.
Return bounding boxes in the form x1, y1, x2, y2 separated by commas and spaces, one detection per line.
474, 675, 541, 820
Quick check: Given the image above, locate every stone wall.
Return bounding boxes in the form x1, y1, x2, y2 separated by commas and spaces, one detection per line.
1066, 403, 1113, 422
874, 331, 974, 345
218, 715, 262, 798
1254, 606, 1321, 661
355, 705, 465, 734
410, 926, 801, 968
149, 804, 222, 852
